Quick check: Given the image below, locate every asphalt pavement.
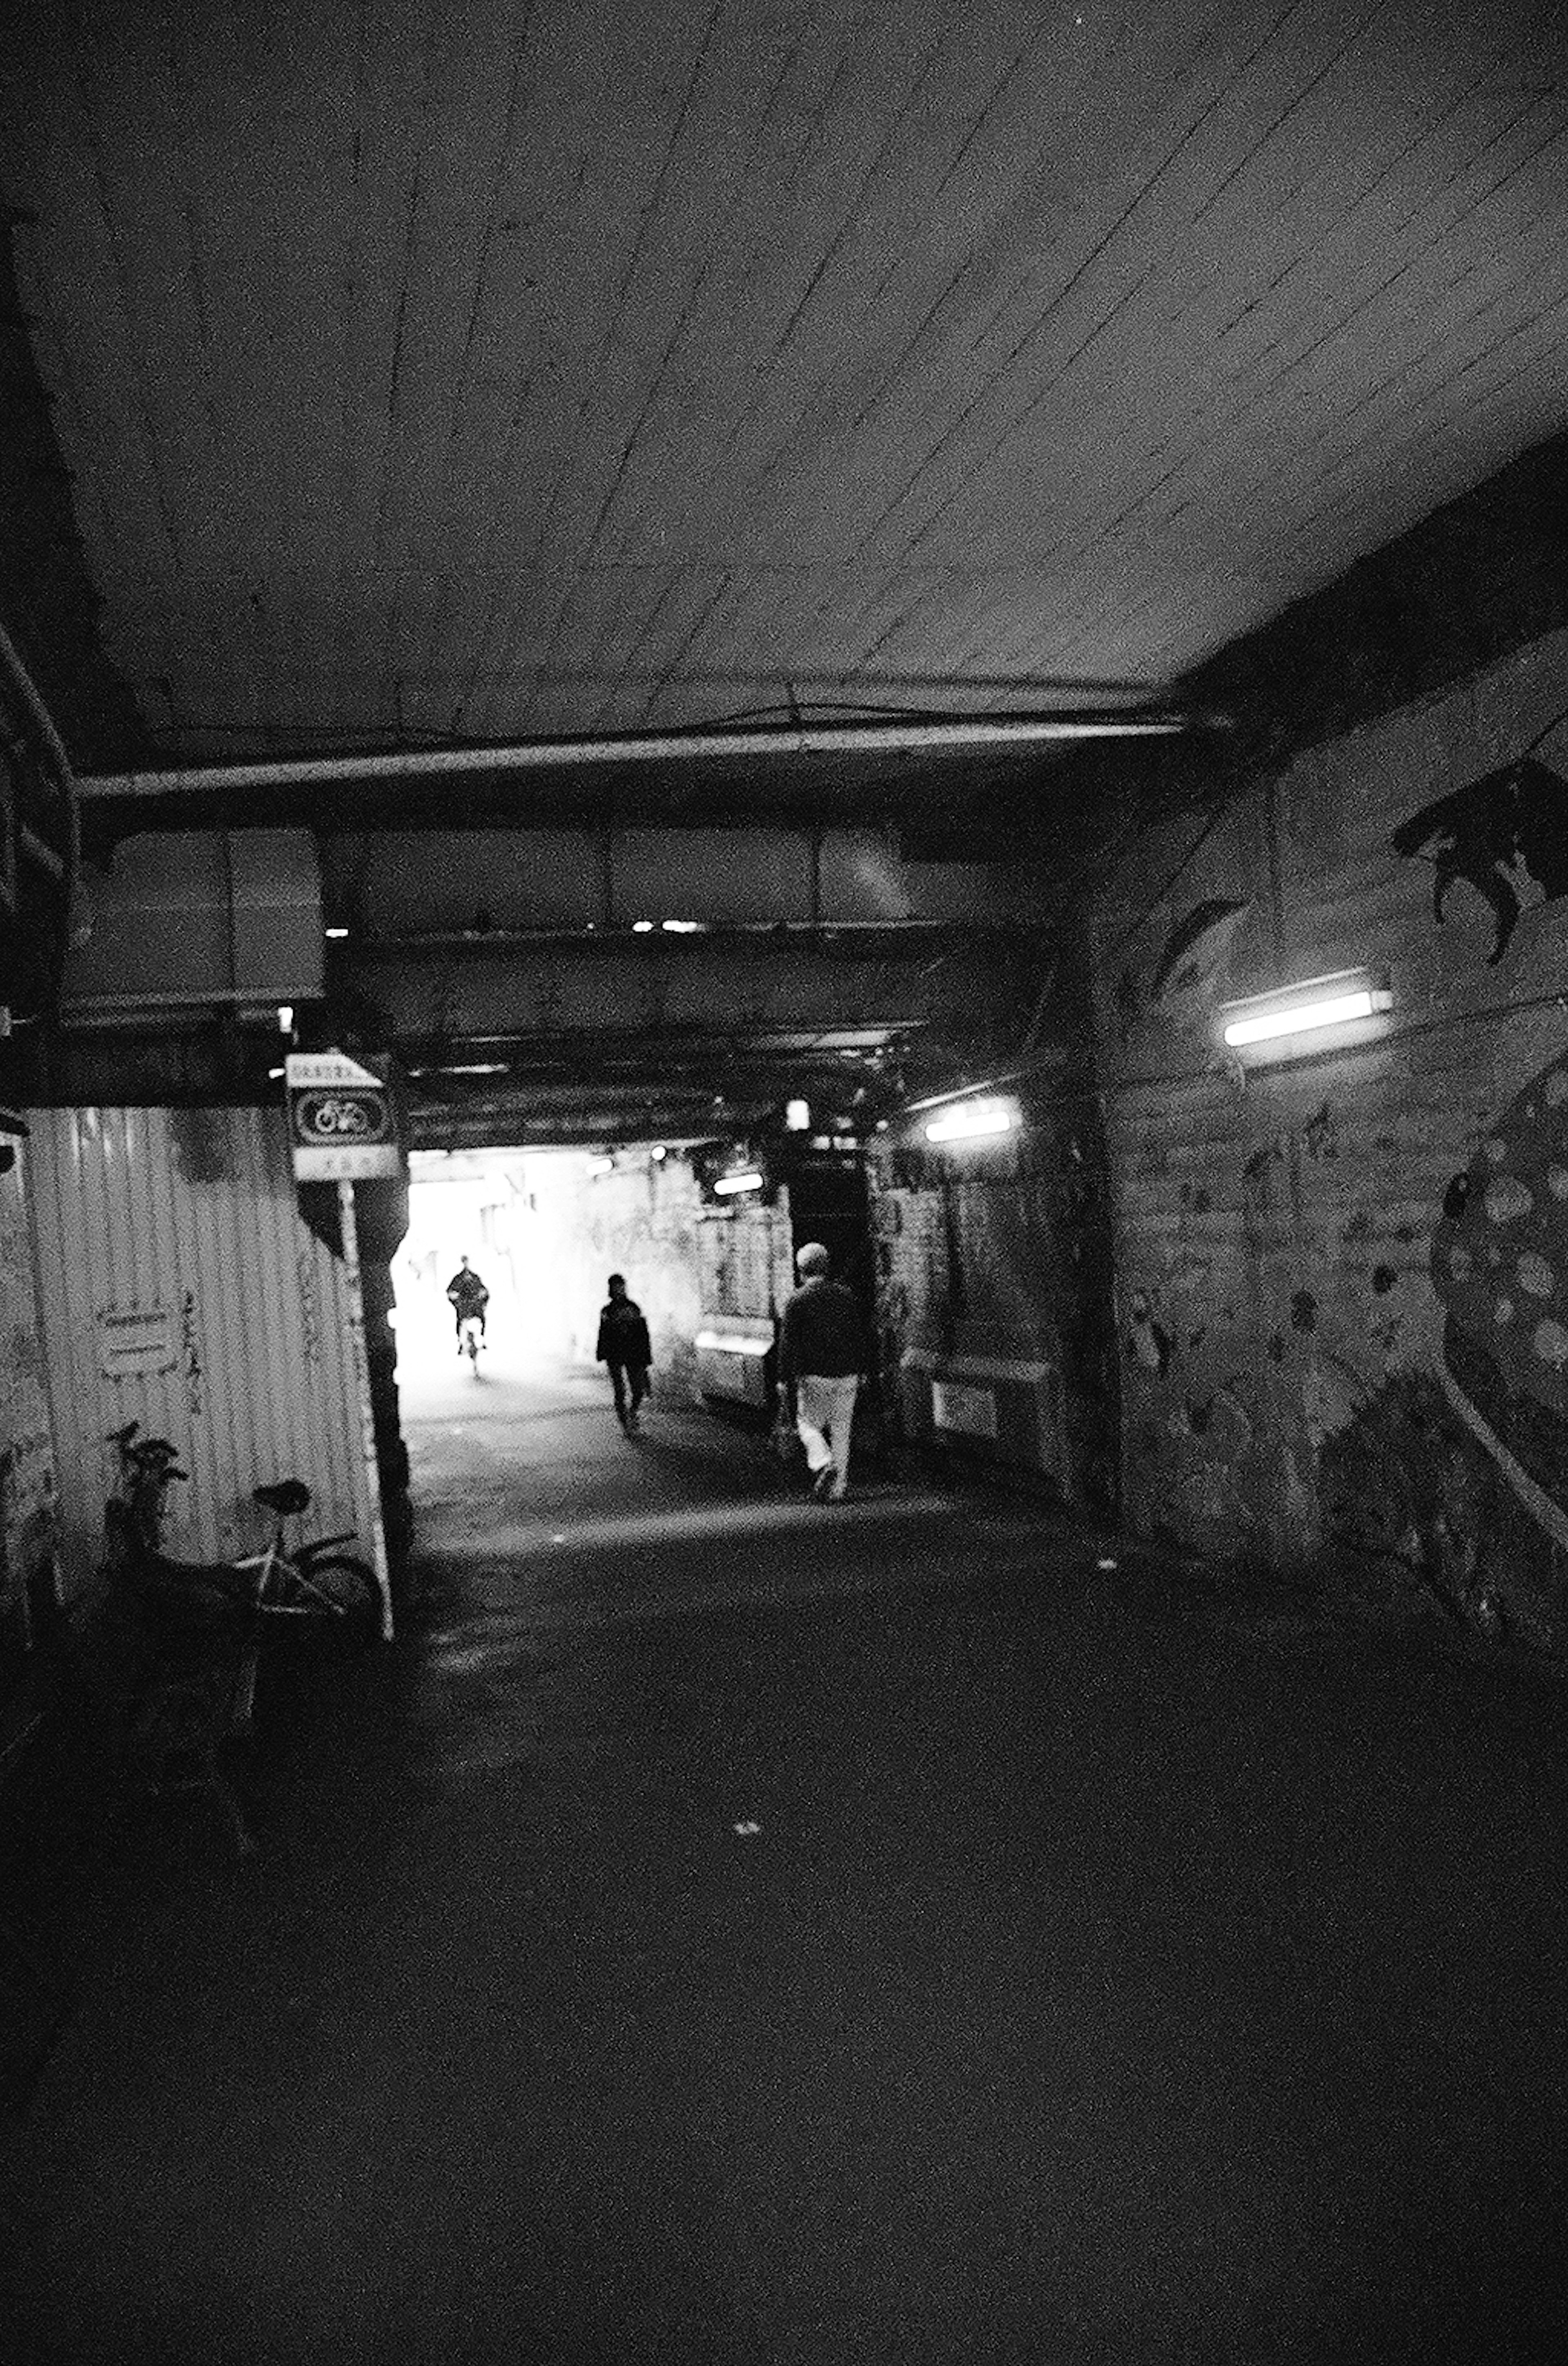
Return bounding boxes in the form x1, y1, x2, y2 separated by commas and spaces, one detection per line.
3, 1349, 1568, 2364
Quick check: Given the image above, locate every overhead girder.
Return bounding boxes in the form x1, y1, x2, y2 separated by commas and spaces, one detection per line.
320, 823, 1043, 936
342, 937, 1027, 1049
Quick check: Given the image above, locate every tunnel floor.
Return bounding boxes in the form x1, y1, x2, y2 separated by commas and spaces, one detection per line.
4, 1363, 1568, 2363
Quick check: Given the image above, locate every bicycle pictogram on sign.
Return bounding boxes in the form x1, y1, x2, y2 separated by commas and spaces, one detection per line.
295, 1090, 389, 1143
285, 1050, 404, 1181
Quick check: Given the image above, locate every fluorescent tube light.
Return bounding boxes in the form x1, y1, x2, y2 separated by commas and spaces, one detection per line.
586, 1155, 615, 1176
1219, 971, 1391, 1050
661, 918, 703, 933
325, 925, 349, 940
924, 1099, 1014, 1144
714, 1170, 763, 1195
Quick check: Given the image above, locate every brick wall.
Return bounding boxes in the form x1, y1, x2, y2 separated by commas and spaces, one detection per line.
1091, 623, 1568, 1642
866, 1069, 1119, 1516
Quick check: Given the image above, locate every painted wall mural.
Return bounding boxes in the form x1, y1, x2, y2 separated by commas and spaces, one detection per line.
1116, 897, 1252, 1038
1391, 753, 1568, 965
1429, 1052, 1568, 1557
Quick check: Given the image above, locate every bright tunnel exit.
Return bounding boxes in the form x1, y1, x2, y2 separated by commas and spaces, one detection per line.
392, 1142, 709, 1417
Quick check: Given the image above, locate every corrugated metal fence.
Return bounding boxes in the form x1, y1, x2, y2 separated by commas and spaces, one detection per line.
28, 1106, 377, 1592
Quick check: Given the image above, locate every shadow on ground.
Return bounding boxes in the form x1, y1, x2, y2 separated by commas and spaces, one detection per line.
3, 1370, 1568, 2363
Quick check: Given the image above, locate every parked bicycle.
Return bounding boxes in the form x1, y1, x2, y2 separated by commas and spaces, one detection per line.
89, 1428, 380, 1858
105, 1423, 380, 1647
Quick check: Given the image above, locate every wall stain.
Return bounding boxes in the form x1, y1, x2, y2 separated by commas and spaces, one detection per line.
1303, 1101, 1339, 1162
1127, 1290, 1174, 1376
1290, 1289, 1318, 1332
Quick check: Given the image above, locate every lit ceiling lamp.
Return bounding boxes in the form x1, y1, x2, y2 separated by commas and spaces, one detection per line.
714, 1168, 764, 1195
785, 1098, 811, 1132
924, 1097, 1016, 1143
1218, 969, 1391, 1055
586, 1153, 615, 1176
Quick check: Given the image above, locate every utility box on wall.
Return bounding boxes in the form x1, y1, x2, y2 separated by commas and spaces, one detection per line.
26, 1106, 378, 1596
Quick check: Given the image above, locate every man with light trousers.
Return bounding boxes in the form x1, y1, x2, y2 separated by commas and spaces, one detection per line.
778, 1241, 867, 1504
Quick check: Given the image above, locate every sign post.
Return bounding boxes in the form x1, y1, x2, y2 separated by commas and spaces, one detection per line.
286, 1050, 398, 1639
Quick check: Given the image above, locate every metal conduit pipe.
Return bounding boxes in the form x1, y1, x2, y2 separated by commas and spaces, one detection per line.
78, 707, 1198, 800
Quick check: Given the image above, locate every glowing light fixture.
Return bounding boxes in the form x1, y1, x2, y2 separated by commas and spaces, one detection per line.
276, 1004, 294, 1033
632, 919, 655, 933
325, 925, 349, 940
587, 1154, 615, 1176
714, 1169, 763, 1195
661, 918, 704, 933
785, 1098, 811, 1131
924, 1098, 1015, 1144
1219, 969, 1391, 1052
650, 1144, 668, 1163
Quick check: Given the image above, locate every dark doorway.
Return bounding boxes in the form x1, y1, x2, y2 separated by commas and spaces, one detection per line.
783, 1146, 887, 1465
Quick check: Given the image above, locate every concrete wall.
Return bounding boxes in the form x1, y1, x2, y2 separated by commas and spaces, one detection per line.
1091, 624, 1568, 1642
528, 1151, 707, 1397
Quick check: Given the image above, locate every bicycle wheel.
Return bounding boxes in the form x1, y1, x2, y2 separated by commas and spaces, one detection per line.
278, 1553, 380, 1646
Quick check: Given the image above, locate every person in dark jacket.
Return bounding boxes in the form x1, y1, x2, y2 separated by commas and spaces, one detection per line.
778, 1240, 866, 1502
445, 1255, 490, 1350
597, 1273, 653, 1433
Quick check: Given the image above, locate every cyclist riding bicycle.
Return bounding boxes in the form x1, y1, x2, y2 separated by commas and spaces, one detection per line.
445, 1256, 490, 1354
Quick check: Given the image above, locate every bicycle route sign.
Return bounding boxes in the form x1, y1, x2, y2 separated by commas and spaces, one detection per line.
285, 1050, 404, 1181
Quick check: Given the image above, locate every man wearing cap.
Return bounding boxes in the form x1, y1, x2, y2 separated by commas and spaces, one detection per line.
778, 1241, 866, 1504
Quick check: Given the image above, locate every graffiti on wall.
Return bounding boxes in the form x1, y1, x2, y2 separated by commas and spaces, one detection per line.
1116, 898, 1252, 1036
1392, 755, 1568, 965
1429, 1052, 1568, 1555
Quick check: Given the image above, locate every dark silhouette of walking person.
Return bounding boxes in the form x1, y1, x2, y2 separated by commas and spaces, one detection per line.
597, 1273, 653, 1434
779, 1240, 866, 1502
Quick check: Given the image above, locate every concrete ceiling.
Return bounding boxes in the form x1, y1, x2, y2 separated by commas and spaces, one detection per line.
5, 0, 1568, 1139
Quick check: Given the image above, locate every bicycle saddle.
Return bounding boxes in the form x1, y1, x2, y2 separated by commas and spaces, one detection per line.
253, 1478, 310, 1517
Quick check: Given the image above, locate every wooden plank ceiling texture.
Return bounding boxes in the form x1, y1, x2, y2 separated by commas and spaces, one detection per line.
4, 0, 1566, 775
